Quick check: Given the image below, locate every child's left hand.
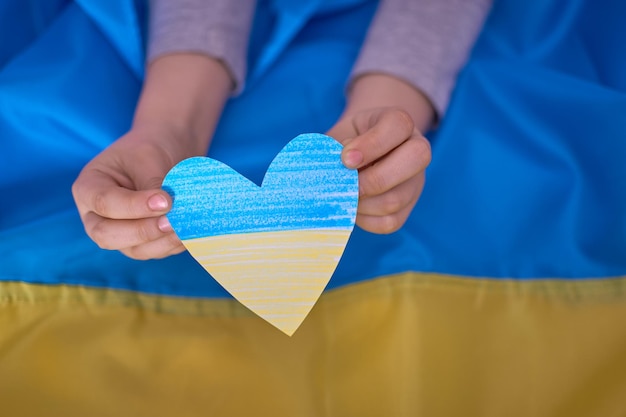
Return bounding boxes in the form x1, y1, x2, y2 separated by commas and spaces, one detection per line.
327, 106, 431, 234
326, 73, 435, 234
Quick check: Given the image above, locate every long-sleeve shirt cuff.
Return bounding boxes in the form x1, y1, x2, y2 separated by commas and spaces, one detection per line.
351, 0, 492, 119
147, 0, 257, 94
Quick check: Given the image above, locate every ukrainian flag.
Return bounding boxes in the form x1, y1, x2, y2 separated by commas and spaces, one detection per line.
0, 0, 625, 415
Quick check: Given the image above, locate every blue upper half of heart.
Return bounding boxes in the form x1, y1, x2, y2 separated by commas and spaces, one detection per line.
162, 134, 359, 239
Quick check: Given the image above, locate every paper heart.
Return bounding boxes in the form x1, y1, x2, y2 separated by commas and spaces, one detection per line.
162, 133, 358, 335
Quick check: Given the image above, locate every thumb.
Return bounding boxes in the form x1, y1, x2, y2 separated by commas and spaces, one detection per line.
126, 159, 175, 217
340, 108, 415, 169
326, 118, 362, 171
73, 169, 172, 220
72, 155, 172, 219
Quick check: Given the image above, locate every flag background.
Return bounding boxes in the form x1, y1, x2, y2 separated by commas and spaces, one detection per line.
0, 0, 625, 415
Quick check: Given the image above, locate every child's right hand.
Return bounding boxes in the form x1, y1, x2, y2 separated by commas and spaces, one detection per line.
72, 127, 186, 260
72, 54, 233, 260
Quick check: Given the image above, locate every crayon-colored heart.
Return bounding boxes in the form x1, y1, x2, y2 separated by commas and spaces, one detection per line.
162, 133, 358, 335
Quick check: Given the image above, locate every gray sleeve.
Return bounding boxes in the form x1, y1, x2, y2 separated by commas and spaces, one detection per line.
147, 0, 257, 93
351, 0, 493, 117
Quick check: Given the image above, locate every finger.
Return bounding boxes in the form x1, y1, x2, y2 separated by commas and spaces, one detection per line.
356, 195, 418, 234
358, 135, 431, 198
357, 174, 425, 217
341, 109, 415, 169
121, 233, 186, 260
73, 172, 171, 220
83, 212, 173, 250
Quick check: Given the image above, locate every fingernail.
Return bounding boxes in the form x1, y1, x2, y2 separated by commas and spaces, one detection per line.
343, 150, 363, 169
157, 216, 172, 232
148, 194, 168, 211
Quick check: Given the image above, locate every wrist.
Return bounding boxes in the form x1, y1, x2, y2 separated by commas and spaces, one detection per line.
132, 53, 232, 155
127, 121, 204, 162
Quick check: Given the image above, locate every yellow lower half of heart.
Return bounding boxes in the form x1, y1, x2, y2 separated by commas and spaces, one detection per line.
182, 229, 351, 335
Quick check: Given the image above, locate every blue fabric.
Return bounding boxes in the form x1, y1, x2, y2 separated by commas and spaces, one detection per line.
410, 0, 626, 278
1, 0, 625, 299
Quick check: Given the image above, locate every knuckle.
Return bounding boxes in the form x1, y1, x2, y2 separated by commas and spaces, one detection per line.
122, 245, 152, 261
362, 170, 388, 196
408, 136, 432, 167
380, 193, 405, 215
71, 180, 81, 200
126, 195, 142, 218
93, 191, 109, 216
121, 247, 143, 260
381, 108, 414, 134
169, 243, 186, 257
165, 232, 183, 249
394, 109, 415, 132
156, 239, 184, 259
88, 221, 115, 250
135, 221, 154, 243
144, 176, 165, 191
377, 215, 403, 234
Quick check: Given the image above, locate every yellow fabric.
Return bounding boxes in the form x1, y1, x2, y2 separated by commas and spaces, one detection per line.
0, 273, 625, 416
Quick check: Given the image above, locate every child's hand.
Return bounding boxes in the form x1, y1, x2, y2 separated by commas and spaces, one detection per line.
327, 107, 431, 234
72, 54, 231, 259
72, 128, 186, 260
327, 73, 435, 234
